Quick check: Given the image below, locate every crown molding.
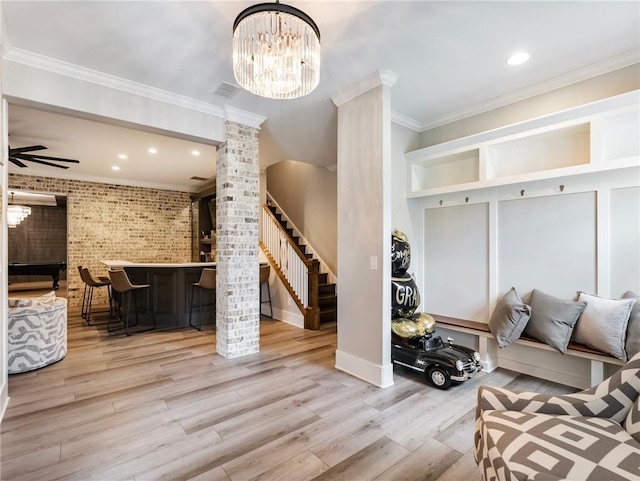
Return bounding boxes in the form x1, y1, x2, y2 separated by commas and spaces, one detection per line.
390, 110, 421, 132
331, 70, 398, 107
418, 49, 640, 131
223, 105, 267, 129
3, 47, 226, 118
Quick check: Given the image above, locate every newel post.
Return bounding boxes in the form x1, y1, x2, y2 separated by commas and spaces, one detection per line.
304, 259, 320, 330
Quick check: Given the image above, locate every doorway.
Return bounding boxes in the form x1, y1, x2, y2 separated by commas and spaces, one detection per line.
7, 190, 68, 298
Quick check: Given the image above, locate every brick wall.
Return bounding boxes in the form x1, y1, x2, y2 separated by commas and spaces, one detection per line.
216, 121, 260, 358
8, 174, 192, 307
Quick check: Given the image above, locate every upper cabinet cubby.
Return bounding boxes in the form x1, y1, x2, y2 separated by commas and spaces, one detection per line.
406, 90, 640, 198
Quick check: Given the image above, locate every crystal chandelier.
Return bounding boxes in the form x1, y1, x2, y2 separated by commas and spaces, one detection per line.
7, 192, 31, 228
232, 1, 321, 99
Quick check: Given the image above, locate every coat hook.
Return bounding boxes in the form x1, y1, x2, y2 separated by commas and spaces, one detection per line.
559, 184, 565, 192
439, 200, 443, 206
465, 197, 469, 203
520, 189, 525, 197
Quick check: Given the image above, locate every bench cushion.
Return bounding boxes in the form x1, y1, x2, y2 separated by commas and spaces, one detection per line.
479, 410, 640, 481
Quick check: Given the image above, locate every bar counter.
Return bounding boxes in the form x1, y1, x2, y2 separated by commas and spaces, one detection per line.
101, 260, 216, 329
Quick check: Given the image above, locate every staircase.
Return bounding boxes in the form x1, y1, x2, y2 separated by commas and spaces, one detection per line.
265, 204, 337, 327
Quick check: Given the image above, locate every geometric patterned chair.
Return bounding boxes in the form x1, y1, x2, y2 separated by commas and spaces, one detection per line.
475, 353, 640, 481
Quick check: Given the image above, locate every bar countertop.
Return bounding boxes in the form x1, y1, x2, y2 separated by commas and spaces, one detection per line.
101, 260, 217, 269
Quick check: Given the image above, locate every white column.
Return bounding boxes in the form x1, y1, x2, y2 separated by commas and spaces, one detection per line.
0, 4, 9, 419
332, 71, 397, 387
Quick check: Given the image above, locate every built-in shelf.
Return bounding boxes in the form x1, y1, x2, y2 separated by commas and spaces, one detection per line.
406, 90, 640, 198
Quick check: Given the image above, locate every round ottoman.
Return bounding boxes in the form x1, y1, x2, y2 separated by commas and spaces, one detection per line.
7, 295, 68, 374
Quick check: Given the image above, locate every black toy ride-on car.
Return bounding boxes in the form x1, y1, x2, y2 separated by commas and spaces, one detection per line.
391, 333, 482, 389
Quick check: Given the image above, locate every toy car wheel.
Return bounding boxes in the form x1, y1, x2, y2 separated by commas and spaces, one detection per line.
427, 366, 452, 390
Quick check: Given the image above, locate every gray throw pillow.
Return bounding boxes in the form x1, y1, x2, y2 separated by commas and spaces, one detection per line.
523, 289, 586, 354
489, 287, 531, 348
624, 291, 640, 358
573, 292, 635, 360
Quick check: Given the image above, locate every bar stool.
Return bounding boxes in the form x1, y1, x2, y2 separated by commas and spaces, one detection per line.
77, 265, 89, 320
108, 269, 156, 336
259, 264, 273, 318
81, 267, 114, 325
189, 268, 216, 331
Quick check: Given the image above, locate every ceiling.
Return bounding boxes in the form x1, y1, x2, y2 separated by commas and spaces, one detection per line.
3, 1, 639, 192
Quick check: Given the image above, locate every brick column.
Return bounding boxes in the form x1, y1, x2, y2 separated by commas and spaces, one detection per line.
215, 121, 260, 358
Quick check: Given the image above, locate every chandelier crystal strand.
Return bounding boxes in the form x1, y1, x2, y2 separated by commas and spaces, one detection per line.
233, 2, 320, 100
7, 205, 31, 228
7, 192, 32, 228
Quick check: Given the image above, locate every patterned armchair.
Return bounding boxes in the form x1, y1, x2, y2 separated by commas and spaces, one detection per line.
475, 353, 640, 481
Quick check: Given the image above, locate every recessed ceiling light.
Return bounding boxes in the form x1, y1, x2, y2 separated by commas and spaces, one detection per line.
112, 165, 121, 171
192, 150, 200, 156
148, 147, 158, 154
118, 154, 128, 160
506, 52, 530, 66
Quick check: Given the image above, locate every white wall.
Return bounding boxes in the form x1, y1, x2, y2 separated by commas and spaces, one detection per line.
390, 122, 422, 291
420, 64, 640, 148
1, 98, 8, 421
2, 57, 227, 145
266, 160, 337, 276
335, 80, 393, 387
0, 14, 8, 420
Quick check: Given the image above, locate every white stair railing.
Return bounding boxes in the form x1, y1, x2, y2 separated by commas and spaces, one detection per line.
262, 207, 308, 307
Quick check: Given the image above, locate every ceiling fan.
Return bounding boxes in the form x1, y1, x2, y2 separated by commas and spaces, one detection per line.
8, 145, 80, 169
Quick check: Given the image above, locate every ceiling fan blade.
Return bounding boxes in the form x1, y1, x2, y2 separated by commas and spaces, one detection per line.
8, 156, 28, 168
15, 156, 70, 169
14, 153, 80, 164
9, 145, 47, 154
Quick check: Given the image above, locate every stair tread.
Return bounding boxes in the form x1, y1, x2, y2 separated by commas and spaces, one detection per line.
318, 293, 337, 300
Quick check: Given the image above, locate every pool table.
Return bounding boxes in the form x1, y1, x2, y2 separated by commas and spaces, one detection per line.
8, 261, 67, 290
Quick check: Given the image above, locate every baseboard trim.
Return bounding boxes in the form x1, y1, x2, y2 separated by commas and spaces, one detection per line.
0, 394, 9, 423
499, 358, 589, 389
270, 307, 304, 329
335, 349, 394, 388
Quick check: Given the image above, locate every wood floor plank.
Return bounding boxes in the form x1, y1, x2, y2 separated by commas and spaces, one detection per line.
175, 378, 318, 436
188, 466, 232, 481
373, 438, 462, 481
0, 443, 61, 480
248, 450, 329, 481
434, 407, 478, 454
437, 450, 483, 481
308, 436, 410, 481
221, 405, 382, 480
133, 409, 320, 481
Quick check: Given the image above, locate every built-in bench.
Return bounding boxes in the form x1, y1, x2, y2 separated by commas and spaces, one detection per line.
431, 313, 624, 386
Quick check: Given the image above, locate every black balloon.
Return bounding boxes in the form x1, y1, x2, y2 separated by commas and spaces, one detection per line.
390, 230, 437, 339
391, 230, 411, 275
391, 272, 420, 319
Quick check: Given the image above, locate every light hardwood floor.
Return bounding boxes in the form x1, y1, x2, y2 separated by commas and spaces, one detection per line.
1, 304, 575, 481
